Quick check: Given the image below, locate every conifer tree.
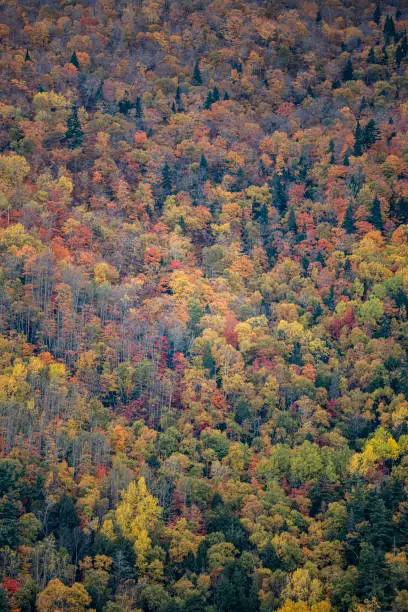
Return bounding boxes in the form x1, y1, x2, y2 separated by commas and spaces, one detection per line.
192, 60, 202, 85
162, 163, 172, 196
70, 51, 80, 70
64, 105, 83, 148
370, 196, 383, 230
354, 121, 363, 156
135, 96, 143, 119
204, 91, 213, 109
288, 207, 297, 233
343, 58, 354, 81
373, 4, 381, 26
343, 202, 356, 233
24, 49, 31, 62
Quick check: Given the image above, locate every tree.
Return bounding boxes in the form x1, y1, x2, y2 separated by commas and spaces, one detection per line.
373, 5, 381, 25
192, 61, 202, 85
288, 208, 297, 234
343, 203, 355, 233
162, 162, 172, 196
70, 51, 80, 69
370, 196, 383, 230
25, 49, 31, 62
354, 121, 363, 156
64, 105, 83, 148
343, 58, 353, 81
36, 580, 91, 612
114, 477, 162, 571
384, 16, 396, 43
135, 96, 143, 118
363, 120, 379, 149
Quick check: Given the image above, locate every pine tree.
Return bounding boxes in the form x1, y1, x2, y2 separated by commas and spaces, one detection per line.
343, 58, 354, 81
204, 91, 213, 109
135, 96, 143, 119
373, 4, 381, 25
64, 105, 83, 148
329, 139, 335, 164
199, 153, 208, 182
162, 163, 172, 196
368, 47, 376, 63
192, 60, 202, 85
343, 149, 350, 166
24, 49, 32, 62
202, 342, 215, 375
396, 44, 404, 67
118, 92, 132, 115
223, 91, 229, 100
272, 174, 287, 213
343, 202, 355, 233
363, 119, 379, 148
95, 80, 104, 102
70, 51, 80, 70
212, 86, 220, 102
384, 15, 396, 43
288, 207, 297, 233
370, 196, 383, 230
354, 121, 363, 156
401, 33, 408, 56
316, 9, 322, 23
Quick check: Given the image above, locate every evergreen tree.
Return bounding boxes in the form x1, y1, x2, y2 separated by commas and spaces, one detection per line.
373, 4, 382, 26
64, 105, 83, 148
343, 57, 354, 81
343, 202, 356, 233
95, 80, 104, 103
192, 60, 202, 85
204, 91, 213, 110
212, 86, 220, 102
396, 44, 404, 67
343, 149, 350, 166
162, 163, 172, 196
384, 15, 396, 43
202, 342, 215, 375
118, 92, 132, 115
70, 51, 80, 70
370, 196, 383, 230
199, 153, 208, 182
272, 174, 287, 213
368, 47, 376, 63
135, 96, 143, 119
316, 9, 322, 23
329, 139, 335, 164
354, 121, 363, 156
290, 341, 303, 366
363, 119, 380, 148
288, 207, 297, 233
223, 90, 229, 100
401, 33, 408, 56
24, 49, 31, 62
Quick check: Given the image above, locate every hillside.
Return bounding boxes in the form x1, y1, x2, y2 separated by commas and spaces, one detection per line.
0, 0, 408, 610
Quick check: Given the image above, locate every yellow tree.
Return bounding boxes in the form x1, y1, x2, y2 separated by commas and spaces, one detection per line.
115, 477, 162, 572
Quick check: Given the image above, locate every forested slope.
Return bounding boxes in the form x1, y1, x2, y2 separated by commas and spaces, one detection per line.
0, 0, 408, 610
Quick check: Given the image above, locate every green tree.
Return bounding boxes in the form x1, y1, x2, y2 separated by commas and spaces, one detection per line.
64, 105, 83, 148
343, 202, 356, 233
70, 51, 80, 69
370, 196, 383, 230
192, 60, 202, 85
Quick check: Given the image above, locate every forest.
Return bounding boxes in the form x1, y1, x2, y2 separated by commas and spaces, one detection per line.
0, 0, 408, 609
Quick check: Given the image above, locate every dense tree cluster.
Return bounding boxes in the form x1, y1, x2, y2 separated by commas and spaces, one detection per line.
0, 0, 408, 610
